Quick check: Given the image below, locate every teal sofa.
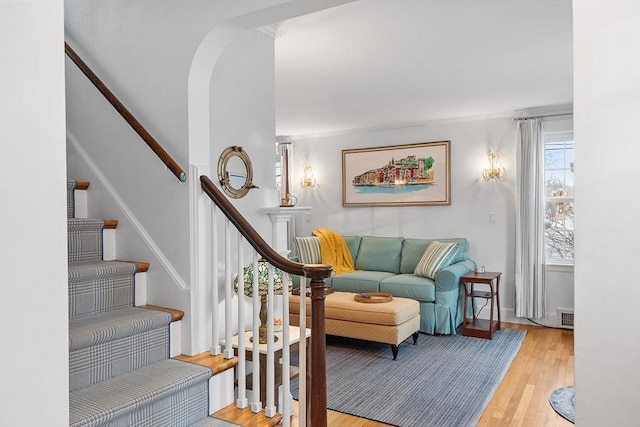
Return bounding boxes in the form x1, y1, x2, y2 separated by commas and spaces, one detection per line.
294, 235, 475, 335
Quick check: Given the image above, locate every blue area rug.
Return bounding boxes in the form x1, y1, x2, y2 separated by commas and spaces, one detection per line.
550, 386, 575, 423
291, 328, 526, 427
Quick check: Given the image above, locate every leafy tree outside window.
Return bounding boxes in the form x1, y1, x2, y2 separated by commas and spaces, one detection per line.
544, 136, 574, 263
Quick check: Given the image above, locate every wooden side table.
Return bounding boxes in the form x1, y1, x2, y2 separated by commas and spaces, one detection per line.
460, 271, 502, 339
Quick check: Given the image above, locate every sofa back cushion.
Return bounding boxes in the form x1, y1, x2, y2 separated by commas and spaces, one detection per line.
342, 235, 362, 262
355, 236, 404, 273
400, 237, 468, 274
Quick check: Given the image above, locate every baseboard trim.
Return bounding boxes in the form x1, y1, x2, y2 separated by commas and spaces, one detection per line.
474, 307, 568, 329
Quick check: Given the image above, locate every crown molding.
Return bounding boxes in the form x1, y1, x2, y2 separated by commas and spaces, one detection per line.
282, 103, 574, 140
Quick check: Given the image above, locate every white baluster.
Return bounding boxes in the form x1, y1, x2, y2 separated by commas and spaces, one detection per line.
265, 264, 276, 417
223, 218, 233, 359
282, 270, 291, 426
299, 273, 307, 426
250, 253, 262, 413
236, 234, 247, 408
210, 204, 221, 355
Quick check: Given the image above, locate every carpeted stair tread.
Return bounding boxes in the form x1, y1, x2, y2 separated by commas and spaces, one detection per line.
68, 260, 139, 280
68, 217, 106, 229
69, 307, 172, 391
190, 417, 242, 427
69, 306, 172, 352
68, 260, 138, 318
70, 359, 212, 427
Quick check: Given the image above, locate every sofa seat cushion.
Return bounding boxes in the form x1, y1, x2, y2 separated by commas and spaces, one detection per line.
380, 274, 436, 302
330, 270, 395, 293
355, 236, 403, 273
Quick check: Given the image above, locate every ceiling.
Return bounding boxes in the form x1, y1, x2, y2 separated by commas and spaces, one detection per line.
274, 0, 573, 137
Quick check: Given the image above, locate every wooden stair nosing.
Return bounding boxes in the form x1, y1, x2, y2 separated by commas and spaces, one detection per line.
174, 351, 238, 376
76, 181, 90, 190
133, 261, 150, 273
141, 304, 184, 322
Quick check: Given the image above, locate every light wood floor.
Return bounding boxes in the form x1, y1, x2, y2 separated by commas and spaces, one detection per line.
319, 322, 574, 427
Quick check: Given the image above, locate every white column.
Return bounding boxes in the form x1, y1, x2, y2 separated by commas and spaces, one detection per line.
261, 206, 312, 255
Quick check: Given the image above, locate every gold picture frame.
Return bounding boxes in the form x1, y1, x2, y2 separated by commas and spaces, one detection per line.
342, 141, 451, 207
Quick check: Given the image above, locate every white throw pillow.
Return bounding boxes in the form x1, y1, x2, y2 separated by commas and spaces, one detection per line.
414, 241, 458, 279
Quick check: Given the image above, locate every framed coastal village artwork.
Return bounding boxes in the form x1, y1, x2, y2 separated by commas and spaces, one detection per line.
342, 141, 451, 207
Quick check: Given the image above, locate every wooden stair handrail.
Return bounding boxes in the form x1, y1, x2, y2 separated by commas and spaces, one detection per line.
65, 42, 187, 183
200, 175, 332, 426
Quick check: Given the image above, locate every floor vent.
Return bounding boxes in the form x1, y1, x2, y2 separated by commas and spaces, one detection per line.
557, 308, 574, 329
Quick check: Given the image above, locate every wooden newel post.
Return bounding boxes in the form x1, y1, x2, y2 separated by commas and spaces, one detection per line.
302, 264, 333, 427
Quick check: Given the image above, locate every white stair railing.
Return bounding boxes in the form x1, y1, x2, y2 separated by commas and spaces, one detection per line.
210, 203, 295, 423
201, 175, 331, 427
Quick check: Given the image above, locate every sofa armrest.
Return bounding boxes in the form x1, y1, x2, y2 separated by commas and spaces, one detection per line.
434, 259, 476, 292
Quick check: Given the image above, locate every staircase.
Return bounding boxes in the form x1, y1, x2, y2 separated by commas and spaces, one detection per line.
66, 180, 238, 427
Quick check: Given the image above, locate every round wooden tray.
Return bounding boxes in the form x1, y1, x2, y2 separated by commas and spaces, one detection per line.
354, 292, 393, 303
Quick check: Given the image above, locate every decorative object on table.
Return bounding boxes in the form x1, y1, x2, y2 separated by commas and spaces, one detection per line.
280, 192, 297, 207
273, 317, 283, 332
474, 264, 486, 273
276, 136, 294, 206
549, 385, 575, 423
290, 328, 526, 427
235, 260, 292, 344
342, 140, 450, 207
354, 292, 393, 303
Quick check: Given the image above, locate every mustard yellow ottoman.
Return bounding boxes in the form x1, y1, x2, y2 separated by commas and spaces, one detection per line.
289, 291, 420, 360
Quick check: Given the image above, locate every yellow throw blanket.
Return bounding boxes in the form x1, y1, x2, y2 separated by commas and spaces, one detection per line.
312, 228, 355, 275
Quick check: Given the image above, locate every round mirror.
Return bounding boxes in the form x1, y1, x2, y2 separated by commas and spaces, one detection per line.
217, 146, 257, 198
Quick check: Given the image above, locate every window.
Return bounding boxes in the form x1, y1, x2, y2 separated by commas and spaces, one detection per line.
544, 132, 574, 263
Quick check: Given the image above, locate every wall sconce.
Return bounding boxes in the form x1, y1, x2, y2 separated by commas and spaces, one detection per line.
482, 152, 506, 180
300, 165, 317, 188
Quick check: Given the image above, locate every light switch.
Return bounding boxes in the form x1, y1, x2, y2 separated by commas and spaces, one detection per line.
489, 212, 497, 223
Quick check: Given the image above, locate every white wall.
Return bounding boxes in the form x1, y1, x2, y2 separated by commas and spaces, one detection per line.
573, 1, 640, 425
64, 0, 288, 289
210, 30, 278, 236
0, 1, 69, 425
188, 28, 280, 352
291, 115, 574, 325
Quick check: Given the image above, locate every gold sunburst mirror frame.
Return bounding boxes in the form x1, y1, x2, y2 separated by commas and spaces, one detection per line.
217, 146, 258, 199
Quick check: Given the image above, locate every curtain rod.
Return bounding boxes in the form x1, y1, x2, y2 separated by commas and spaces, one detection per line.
513, 112, 573, 121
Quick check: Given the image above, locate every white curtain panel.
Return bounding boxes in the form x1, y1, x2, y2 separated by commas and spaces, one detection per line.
515, 118, 546, 318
